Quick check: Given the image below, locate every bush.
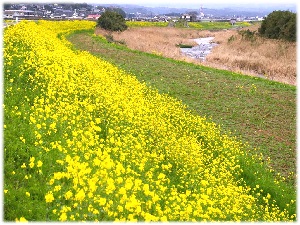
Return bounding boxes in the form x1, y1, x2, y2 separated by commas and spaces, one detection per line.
97, 10, 127, 32
227, 35, 236, 43
258, 10, 296, 42
238, 29, 257, 42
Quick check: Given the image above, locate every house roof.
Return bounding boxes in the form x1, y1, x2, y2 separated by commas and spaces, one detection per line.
4, 10, 34, 13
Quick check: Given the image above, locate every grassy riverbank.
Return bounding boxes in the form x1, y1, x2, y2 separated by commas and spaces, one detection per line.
68, 30, 296, 186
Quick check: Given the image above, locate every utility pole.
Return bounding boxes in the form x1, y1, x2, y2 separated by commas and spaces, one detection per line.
199, 5, 204, 18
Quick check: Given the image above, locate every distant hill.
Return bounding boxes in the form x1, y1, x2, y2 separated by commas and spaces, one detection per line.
99, 3, 296, 17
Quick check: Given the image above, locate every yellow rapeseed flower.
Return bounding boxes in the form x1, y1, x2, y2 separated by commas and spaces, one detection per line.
16, 217, 28, 222
21, 163, 26, 169
37, 160, 43, 167
54, 185, 61, 192
45, 191, 54, 203
29, 161, 34, 168
59, 212, 67, 221
20, 136, 25, 143
99, 198, 106, 206
75, 189, 85, 202
64, 190, 73, 200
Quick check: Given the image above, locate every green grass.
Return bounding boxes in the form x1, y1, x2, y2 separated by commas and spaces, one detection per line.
4, 44, 51, 220
126, 21, 169, 27
125, 20, 252, 29
176, 44, 194, 48
67, 30, 296, 191
177, 21, 252, 29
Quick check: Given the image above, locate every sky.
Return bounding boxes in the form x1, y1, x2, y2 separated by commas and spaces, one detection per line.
4, 0, 298, 7
91, 0, 296, 3
1, 0, 297, 12
69, 0, 298, 7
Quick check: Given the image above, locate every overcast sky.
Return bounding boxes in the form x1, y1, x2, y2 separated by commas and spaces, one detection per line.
2, 0, 298, 12
74, 0, 297, 6
91, 0, 296, 3
5, 0, 298, 6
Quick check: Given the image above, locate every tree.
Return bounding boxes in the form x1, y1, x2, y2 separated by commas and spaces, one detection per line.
281, 13, 296, 42
108, 7, 126, 18
258, 10, 296, 42
97, 10, 128, 32
4, 4, 12, 10
44, 5, 53, 12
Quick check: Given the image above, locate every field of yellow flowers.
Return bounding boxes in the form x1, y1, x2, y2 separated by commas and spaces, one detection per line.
188, 21, 251, 29
3, 20, 296, 222
125, 20, 251, 29
126, 21, 169, 27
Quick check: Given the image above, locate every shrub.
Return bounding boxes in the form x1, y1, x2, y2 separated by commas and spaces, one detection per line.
175, 19, 189, 28
238, 29, 257, 42
258, 10, 296, 42
97, 10, 128, 32
227, 35, 236, 43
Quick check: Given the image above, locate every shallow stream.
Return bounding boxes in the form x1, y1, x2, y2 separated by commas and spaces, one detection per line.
180, 37, 218, 61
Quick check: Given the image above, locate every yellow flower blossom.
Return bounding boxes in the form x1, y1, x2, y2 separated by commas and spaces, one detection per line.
37, 160, 43, 167
16, 217, 28, 222
20, 136, 25, 143
98, 198, 106, 206
64, 190, 73, 200
75, 189, 85, 202
59, 212, 67, 221
29, 161, 34, 168
54, 185, 61, 192
45, 191, 54, 203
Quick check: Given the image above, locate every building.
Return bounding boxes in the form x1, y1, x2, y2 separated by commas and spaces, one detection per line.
86, 14, 100, 20
181, 13, 197, 22
3, 10, 34, 19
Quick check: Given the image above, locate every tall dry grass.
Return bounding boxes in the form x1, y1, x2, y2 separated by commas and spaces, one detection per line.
205, 25, 296, 85
95, 27, 214, 59
95, 25, 296, 85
